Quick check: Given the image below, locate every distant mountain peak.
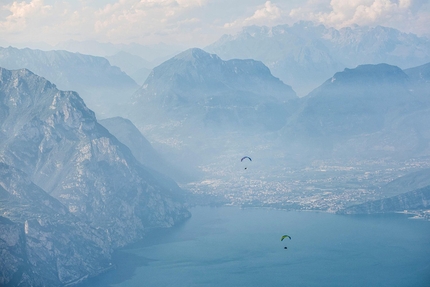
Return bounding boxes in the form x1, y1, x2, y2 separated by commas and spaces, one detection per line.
327, 63, 408, 86
289, 62, 417, 140
135, 48, 296, 110
175, 47, 219, 60
205, 21, 430, 96
241, 25, 270, 36
0, 46, 139, 117
154, 48, 223, 70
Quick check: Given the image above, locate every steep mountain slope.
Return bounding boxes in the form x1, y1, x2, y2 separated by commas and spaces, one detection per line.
0, 163, 111, 286
206, 21, 430, 96
0, 67, 190, 249
404, 62, 430, 82
99, 117, 163, 167
338, 185, 430, 215
99, 117, 193, 182
404, 62, 430, 97
339, 168, 430, 215
377, 168, 430, 198
0, 46, 139, 117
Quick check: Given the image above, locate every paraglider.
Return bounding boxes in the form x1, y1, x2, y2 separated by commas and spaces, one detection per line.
241, 156, 252, 162
241, 156, 252, 170
281, 235, 291, 241
281, 234, 291, 250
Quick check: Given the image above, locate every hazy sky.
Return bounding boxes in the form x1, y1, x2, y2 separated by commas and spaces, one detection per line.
1, 0, 429, 48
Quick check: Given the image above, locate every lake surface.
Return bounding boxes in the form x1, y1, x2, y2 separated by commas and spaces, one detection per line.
84, 206, 430, 287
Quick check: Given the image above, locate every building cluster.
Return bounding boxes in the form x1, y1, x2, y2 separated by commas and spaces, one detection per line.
184, 157, 430, 213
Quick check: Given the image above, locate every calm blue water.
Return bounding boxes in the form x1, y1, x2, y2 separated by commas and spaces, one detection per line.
85, 206, 430, 287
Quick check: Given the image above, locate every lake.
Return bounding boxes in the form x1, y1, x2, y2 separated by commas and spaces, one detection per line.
83, 206, 430, 287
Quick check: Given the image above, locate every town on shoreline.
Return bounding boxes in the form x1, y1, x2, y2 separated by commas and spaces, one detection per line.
183, 157, 430, 220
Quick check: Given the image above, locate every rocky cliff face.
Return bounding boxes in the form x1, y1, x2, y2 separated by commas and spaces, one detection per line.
0, 216, 40, 287
338, 185, 430, 215
0, 162, 112, 286
0, 67, 190, 285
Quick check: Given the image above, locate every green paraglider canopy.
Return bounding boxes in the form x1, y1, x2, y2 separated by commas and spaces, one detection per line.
281, 235, 291, 241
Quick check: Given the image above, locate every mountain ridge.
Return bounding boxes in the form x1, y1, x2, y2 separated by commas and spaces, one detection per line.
338, 185, 430, 215
206, 21, 430, 96
0, 46, 139, 117
0, 66, 190, 285
131, 48, 297, 127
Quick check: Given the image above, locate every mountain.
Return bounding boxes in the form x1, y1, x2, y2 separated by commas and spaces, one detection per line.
279, 63, 430, 160
55, 40, 183, 65
326, 25, 430, 68
292, 64, 411, 136
0, 67, 190, 284
377, 168, 430, 199
206, 22, 342, 97
55, 39, 119, 57
0, 162, 112, 286
206, 21, 430, 96
106, 51, 152, 85
338, 185, 430, 215
99, 117, 193, 182
126, 48, 298, 168
339, 168, 430, 214
404, 62, 430, 97
404, 62, 430, 83
130, 47, 297, 128
0, 67, 190, 243
0, 46, 139, 117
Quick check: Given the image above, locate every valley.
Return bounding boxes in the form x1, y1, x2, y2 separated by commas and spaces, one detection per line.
184, 156, 430, 213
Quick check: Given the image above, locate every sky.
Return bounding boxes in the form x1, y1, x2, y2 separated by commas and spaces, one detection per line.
0, 0, 429, 49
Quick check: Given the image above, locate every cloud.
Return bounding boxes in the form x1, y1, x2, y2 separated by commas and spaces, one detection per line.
0, 0, 53, 32
322, 0, 412, 25
289, 0, 430, 36
0, 0, 210, 45
0, 0, 94, 45
176, 0, 206, 8
224, 1, 285, 29
245, 1, 282, 23
0, 0, 428, 48
92, 0, 207, 43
